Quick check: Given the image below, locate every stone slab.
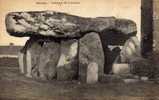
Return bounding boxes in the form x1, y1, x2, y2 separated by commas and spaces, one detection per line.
57, 39, 78, 81
79, 32, 104, 82
6, 11, 137, 38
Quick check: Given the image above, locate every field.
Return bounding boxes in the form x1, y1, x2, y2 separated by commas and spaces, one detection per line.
0, 58, 159, 100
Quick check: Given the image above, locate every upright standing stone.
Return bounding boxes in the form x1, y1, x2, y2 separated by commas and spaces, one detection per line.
25, 40, 42, 78
18, 51, 25, 74
87, 62, 98, 84
112, 36, 140, 74
34, 41, 60, 80
26, 49, 32, 77
120, 36, 141, 63
57, 39, 78, 81
79, 32, 104, 82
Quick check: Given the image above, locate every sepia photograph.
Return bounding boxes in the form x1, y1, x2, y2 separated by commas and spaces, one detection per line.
0, 0, 159, 100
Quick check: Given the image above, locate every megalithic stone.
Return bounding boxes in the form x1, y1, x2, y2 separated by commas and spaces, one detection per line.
18, 51, 25, 74
25, 38, 42, 78
19, 37, 39, 77
112, 63, 130, 74
36, 41, 60, 80
5, 11, 138, 82
26, 40, 41, 77
26, 49, 32, 77
87, 62, 98, 84
120, 36, 141, 63
22, 37, 61, 80
79, 32, 104, 82
57, 39, 78, 81
5, 11, 137, 38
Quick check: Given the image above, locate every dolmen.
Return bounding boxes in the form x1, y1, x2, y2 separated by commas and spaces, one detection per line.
5, 11, 137, 83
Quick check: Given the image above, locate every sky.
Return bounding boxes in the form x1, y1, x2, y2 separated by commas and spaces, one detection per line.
0, 0, 141, 46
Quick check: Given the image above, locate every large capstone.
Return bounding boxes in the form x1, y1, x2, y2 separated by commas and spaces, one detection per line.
5, 11, 137, 38
79, 32, 104, 82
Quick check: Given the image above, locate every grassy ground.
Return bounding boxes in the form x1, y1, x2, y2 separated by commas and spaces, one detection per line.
0, 58, 159, 100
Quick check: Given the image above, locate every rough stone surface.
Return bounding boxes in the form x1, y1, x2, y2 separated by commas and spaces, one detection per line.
25, 40, 41, 77
35, 41, 60, 80
86, 62, 98, 84
78, 62, 98, 83
140, 76, 149, 81
120, 36, 141, 63
21, 37, 61, 80
111, 36, 141, 75
79, 32, 104, 82
104, 46, 121, 74
19, 38, 37, 76
57, 39, 78, 81
18, 51, 25, 74
6, 11, 138, 82
26, 49, 32, 77
5, 11, 137, 38
112, 63, 130, 74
